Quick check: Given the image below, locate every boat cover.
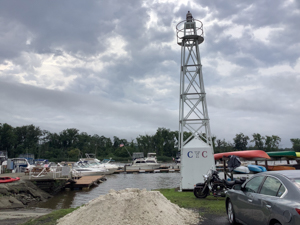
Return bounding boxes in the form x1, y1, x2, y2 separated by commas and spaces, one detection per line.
227, 155, 241, 172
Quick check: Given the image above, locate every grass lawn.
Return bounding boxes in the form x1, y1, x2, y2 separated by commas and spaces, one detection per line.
157, 188, 227, 216
22, 188, 227, 224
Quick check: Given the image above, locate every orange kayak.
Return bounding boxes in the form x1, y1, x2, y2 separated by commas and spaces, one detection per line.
0, 177, 20, 183
214, 150, 271, 160
265, 165, 296, 171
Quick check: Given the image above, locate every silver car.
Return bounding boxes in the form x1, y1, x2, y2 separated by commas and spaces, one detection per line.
225, 170, 300, 225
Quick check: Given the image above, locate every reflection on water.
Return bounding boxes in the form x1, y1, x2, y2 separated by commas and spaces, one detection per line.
36, 173, 181, 210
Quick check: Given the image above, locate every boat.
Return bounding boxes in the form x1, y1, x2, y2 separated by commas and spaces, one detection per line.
267, 151, 300, 158
0, 151, 7, 165
214, 150, 271, 160
79, 154, 118, 174
125, 152, 161, 171
248, 165, 267, 173
100, 158, 120, 171
102, 158, 115, 163
175, 151, 181, 164
125, 158, 161, 171
145, 153, 158, 163
264, 165, 296, 171
79, 160, 117, 174
72, 162, 111, 176
0, 177, 20, 183
233, 166, 250, 174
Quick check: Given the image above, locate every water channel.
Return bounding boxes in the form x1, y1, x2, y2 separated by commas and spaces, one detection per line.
36, 172, 181, 210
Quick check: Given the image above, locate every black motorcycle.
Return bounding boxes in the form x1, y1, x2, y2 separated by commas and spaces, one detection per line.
193, 169, 246, 198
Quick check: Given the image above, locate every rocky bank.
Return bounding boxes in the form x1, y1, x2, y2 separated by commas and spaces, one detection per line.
0, 179, 52, 209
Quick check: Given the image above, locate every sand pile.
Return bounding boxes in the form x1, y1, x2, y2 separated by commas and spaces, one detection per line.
57, 188, 200, 225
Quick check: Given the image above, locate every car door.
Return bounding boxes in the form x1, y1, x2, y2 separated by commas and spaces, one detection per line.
251, 176, 286, 225
234, 176, 265, 224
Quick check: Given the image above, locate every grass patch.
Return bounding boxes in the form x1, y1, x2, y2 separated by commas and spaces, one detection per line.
22, 208, 78, 225
157, 188, 226, 216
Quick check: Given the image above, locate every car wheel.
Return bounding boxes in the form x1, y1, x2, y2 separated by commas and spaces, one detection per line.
273, 222, 282, 225
227, 199, 237, 225
193, 186, 208, 198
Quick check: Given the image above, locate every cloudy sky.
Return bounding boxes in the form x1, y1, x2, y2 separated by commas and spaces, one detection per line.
0, 0, 299, 148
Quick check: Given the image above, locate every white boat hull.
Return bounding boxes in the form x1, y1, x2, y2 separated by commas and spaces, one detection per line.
124, 164, 161, 171
72, 167, 109, 176
101, 168, 116, 175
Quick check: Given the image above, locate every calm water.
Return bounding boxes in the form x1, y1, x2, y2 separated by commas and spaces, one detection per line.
36, 172, 181, 210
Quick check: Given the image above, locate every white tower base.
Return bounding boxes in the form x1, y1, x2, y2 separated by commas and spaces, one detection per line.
180, 138, 215, 191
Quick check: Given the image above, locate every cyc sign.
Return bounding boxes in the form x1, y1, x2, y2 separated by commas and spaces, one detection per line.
187, 151, 207, 158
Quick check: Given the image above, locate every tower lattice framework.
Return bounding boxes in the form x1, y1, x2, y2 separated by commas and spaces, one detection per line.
176, 12, 213, 152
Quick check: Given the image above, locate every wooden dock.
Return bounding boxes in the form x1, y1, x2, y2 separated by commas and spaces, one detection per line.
65, 175, 106, 190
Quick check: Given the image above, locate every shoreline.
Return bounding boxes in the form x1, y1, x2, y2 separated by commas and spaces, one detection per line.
0, 208, 52, 225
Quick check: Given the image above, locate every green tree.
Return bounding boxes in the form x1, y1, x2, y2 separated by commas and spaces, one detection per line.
290, 138, 300, 151
42, 131, 61, 159
77, 132, 91, 156
59, 128, 79, 153
264, 135, 281, 151
136, 134, 153, 155
90, 134, 100, 156
250, 133, 265, 149
233, 133, 249, 150
68, 148, 81, 159
13, 125, 43, 157
211, 136, 216, 150
0, 123, 16, 157
214, 138, 234, 153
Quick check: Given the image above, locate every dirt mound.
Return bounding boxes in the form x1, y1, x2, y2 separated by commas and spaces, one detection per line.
57, 188, 200, 225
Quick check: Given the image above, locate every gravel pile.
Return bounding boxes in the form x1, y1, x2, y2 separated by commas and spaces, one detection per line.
57, 188, 200, 225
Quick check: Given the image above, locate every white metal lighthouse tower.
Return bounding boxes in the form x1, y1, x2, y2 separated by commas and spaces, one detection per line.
176, 11, 215, 190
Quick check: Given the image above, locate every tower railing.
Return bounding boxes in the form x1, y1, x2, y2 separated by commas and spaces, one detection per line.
176, 19, 204, 46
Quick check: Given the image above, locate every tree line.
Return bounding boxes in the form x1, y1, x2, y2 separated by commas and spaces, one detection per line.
0, 123, 299, 161
214, 133, 299, 153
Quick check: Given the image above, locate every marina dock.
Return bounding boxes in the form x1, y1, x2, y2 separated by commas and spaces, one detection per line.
65, 175, 106, 190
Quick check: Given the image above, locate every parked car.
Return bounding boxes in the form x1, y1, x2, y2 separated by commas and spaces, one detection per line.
225, 170, 300, 225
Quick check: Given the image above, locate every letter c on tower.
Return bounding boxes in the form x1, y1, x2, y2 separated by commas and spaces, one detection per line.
187, 151, 193, 158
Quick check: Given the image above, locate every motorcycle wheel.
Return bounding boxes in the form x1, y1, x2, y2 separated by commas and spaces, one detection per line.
193, 186, 208, 198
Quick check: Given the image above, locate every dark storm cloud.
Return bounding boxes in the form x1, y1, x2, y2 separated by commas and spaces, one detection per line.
0, 0, 147, 59
191, 0, 300, 70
